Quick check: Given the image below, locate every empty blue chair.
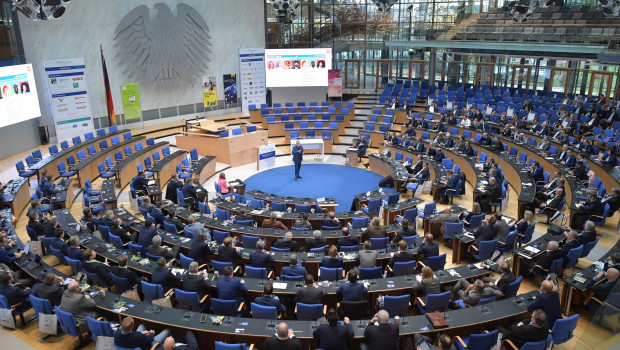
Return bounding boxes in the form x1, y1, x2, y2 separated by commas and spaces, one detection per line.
418, 201, 436, 223
443, 222, 464, 241
215, 208, 231, 221
109, 273, 134, 295
319, 267, 343, 281
141, 281, 170, 302
564, 245, 584, 270
98, 162, 115, 179
383, 295, 410, 317
245, 266, 270, 279
296, 303, 325, 320
57, 161, 75, 178
212, 230, 230, 244
581, 238, 599, 258
550, 314, 579, 345
417, 291, 451, 314
32, 149, 43, 161
392, 261, 416, 276
15, 161, 35, 178
249, 198, 265, 209
211, 298, 244, 317
370, 237, 389, 249
362, 198, 381, 216
198, 202, 211, 216
425, 253, 447, 271
359, 266, 382, 279
350, 217, 369, 229
175, 289, 208, 311
251, 302, 278, 319
469, 240, 499, 261
241, 235, 260, 248
296, 204, 311, 213
464, 213, 485, 230
504, 275, 523, 298
48, 144, 58, 154
86, 316, 114, 342
96, 129, 105, 137
455, 330, 499, 350
54, 306, 84, 342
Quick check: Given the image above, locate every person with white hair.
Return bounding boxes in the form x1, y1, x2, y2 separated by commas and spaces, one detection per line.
362, 310, 399, 350
273, 231, 297, 252
264, 322, 302, 350
304, 230, 327, 252
361, 217, 387, 242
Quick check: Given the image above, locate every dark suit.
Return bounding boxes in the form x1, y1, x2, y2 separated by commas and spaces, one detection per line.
533, 250, 564, 273
564, 155, 576, 168
216, 277, 248, 302
249, 250, 274, 268
273, 238, 297, 252
363, 323, 400, 350
151, 267, 181, 292
34, 282, 64, 306
337, 236, 359, 250
181, 183, 198, 205
182, 273, 211, 299
501, 319, 549, 349
148, 244, 175, 260
254, 294, 286, 314
305, 238, 327, 251
313, 323, 355, 350
321, 218, 341, 229
441, 174, 460, 203
480, 182, 502, 213
166, 179, 183, 203
132, 175, 148, 195
527, 291, 562, 327
166, 216, 185, 233
559, 239, 581, 256
114, 329, 155, 350
67, 246, 84, 260
389, 251, 415, 268
434, 151, 445, 162
417, 242, 439, 264
111, 266, 142, 288
51, 238, 69, 256
218, 245, 242, 263
362, 225, 388, 242
83, 260, 112, 282
530, 167, 544, 184
264, 336, 302, 350
321, 257, 344, 269
576, 230, 597, 247
0, 284, 30, 310
473, 224, 496, 247
151, 208, 165, 227
137, 226, 158, 246
337, 282, 367, 301
281, 265, 307, 277
188, 240, 211, 266
296, 285, 325, 304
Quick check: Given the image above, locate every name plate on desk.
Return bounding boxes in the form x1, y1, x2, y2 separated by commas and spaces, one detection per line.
258, 144, 276, 171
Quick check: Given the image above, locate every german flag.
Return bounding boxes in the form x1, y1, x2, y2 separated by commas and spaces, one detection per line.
100, 45, 116, 126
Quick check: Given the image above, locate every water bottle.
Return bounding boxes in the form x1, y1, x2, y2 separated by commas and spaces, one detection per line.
214, 271, 219, 280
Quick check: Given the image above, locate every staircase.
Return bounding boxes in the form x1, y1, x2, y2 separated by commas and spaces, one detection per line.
435, 12, 482, 41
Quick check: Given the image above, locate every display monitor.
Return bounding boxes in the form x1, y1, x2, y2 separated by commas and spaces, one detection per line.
0, 64, 41, 128
265, 48, 332, 87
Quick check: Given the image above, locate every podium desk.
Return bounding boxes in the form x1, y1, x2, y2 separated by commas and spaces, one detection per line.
0, 178, 29, 216
100, 179, 118, 209
358, 129, 384, 149
346, 148, 359, 166
176, 130, 268, 168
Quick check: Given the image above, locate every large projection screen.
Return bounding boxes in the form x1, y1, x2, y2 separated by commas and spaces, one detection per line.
265, 48, 332, 88
0, 64, 41, 128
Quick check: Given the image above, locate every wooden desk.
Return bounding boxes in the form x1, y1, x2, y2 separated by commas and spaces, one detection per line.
268, 120, 345, 138
0, 178, 30, 216
176, 131, 268, 168
150, 150, 187, 189
111, 142, 168, 189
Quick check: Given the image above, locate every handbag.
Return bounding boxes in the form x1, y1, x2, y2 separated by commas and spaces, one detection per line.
152, 296, 172, 308
38, 313, 57, 335
0, 308, 15, 329
27, 240, 42, 256
95, 336, 115, 350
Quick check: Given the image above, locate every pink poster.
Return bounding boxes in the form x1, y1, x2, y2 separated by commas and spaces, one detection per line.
328, 69, 342, 97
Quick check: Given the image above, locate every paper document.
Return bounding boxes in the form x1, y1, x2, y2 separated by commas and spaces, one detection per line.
273, 282, 288, 290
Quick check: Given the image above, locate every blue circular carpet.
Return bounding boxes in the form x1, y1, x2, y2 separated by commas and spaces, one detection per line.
243, 164, 394, 212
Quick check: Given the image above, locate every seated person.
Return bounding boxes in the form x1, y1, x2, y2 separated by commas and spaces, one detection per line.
478, 261, 515, 296
216, 265, 248, 305
273, 231, 297, 251
321, 211, 342, 229
33, 272, 65, 306
413, 334, 454, 350
337, 270, 368, 302
586, 268, 619, 315
526, 241, 564, 274
527, 280, 562, 328
264, 322, 302, 350
82, 248, 112, 283
296, 274, 326, 304
234, 208, 253, 223
110, 218, 133, 243
262, 212, 288, 230
293, 213, 312, 229
281, 254, 307, 278
304, 230, 327, 252
355, 135, 369, 162
218, 236, 242, 265
249, 240, 274, 269
602, 187, 620, 214
439, 170, 459, 204
60, 281, 97, 328
313, 308, 354, 350
510, 210, 534, 236
336, 227, 359, 250
147, 235, 179, 261
81, 208, 98, 231
165, 209, 184, 233
188, 231, 212, 266
417, 234, 439, 265
575, 192, 605, 229
529, 188, 564, 217
435, 206, 461, 224
132, 171, 148, 196
151, 257, 182, 293
388, 240, 415, 269
111, 255, 143, 294
473, 216, 497, 248
184, 215, 209, 240
26, 212, 45, 239
363, 310, 399, 350
321, 245, 344, 268
392, 218, 417, 243
361, 217, 387, 242
218, 172, 234, 195
44, 217, 59, 238
254, 283, 286, 315
497, 309, 550, 349
182, 262, 211, 300
139, 196, 156, 212
51, 228, 70, 256
114, 316, 170, 350
412, 266, 441, 300
450, 279, 494, 306
0, 271, 31, 311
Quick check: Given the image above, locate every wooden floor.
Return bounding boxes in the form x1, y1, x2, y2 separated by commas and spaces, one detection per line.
2, 107, 620, 349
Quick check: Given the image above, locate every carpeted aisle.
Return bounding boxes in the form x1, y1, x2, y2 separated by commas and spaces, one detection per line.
243, 164, 394, 212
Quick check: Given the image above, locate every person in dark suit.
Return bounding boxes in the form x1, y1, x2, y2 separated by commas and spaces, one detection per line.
296, 274, 325, 304
96, 210, 117, 229
273, 232, 297, 251
602, 187, 620, 214
478, 132, 493, 146
114, 316, 170, 350
66, 236, 83, 261
440, 169, 459, 204
165, 174, 183, 204
249, 240, 274, 269
497, 309, 550, 349
281, 254, 307, 277
336, 227, 359, 250
33, 272, 65, 306
292, 140, 305, 179
264, 322, 302, 350
165, 209, 185, 233
151, 257, 181, 293
601, 147, 619, 167
337, 270, 367, 301
137, 219, 159, 247
254, 283, 286, 315
570, 160, 589, 182
181, 179, 199, 210
150, 201, 166, 228
563, 149, 576, 168
111, 254, 143, 296
559, 230, 581, 256
388, 240, 415, 270
575, 192, 605, 229
305, 230, 327, 252
528, 241, 564, 274
463, 140, 476, 156
42, 175, 58, 199
156, 331, 199, 350
479, 261, 515, 296
82, 248, 112, 283
479, 177, 502, 213
148, 235, 179, 261
218, 236, 242, 265
412, 137, 425, 153
586, 268, 619, 314
0, 272, 31, 311
188, 231, 212, 266
529, 162, 545, 184
527, 280, 562, 328
26, 212, 45, 240
529, 187, 564, 214
51, 228, 69, 256
321, 211, 342, 229
132, 170, 149, 196
216, 265, 247, 304
313, 308, 354, 350
576, 220, 598, 248
355, 136, 368, 163
234, 208, 254, 222
443, 134, 455, 148
417, 234, 439, 265
407, 155, 423, 174
392, 218, 417, 243
182, 262, 211, 300
110, 218, 133, 243
473, 216, 497, 248
434, 148, 446, 162
43, 217, 59, 237
363, 310, 399, 350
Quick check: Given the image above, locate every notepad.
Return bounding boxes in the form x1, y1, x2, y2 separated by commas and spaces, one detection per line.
524, 246, 540, 254
273, 282, 288, 290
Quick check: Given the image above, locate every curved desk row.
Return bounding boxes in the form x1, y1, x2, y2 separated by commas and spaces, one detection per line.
1, 178, 30, 216
190, 156, 217, 185
110, 141, 169, 189
29, 129, 128, 181
244, 190, 338, 214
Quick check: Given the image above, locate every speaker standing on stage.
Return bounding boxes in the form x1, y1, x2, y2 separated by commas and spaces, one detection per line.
292, 140, 304, 181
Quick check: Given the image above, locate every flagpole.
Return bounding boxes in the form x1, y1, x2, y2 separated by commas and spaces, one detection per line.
100, 44, 111, 126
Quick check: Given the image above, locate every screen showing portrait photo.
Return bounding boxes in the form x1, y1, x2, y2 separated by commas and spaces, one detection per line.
265, 48, 332, 87
0, 64, 41, 128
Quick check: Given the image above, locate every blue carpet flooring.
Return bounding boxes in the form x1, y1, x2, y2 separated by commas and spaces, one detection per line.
243, 164, 394, 212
